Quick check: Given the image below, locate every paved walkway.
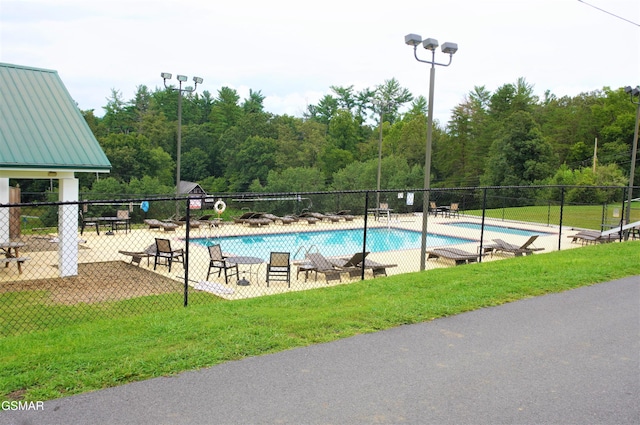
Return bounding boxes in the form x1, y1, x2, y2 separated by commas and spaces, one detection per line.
2, 276, 638, 425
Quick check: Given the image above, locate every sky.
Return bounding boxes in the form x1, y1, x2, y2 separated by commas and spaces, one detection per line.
1, 0, 639, 125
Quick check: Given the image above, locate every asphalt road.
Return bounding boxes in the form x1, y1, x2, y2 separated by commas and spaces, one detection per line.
2, 276, 638, 425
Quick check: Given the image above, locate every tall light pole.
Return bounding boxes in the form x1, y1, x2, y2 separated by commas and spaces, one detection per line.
404, 34, 458, 270
161, 72, 203, 217
375, 100, 387, 211
624, 85, 640, 231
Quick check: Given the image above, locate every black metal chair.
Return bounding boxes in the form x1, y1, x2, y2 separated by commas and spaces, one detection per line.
79, 211, 100, 235
114, 209, 130, 233
207, 244, 239, 284
153, 238, 184, 272
266, 252, 291, 287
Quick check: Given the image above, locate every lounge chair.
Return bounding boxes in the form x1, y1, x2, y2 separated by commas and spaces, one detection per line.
171, 215, 204, 229
144, 219, 179, 232
330, 251, 369, 268
426, 247, 480, 265
567, 230, 607, 245
207, 244, 239, 284
197, 214, 223, 227
233, 212, 261, 224
198, 215, 222, 228
291, 214, 319, 225
244, 217, 272, 227
300, 211, 340, 223
153, 238, 184, 272
599, 220, 640, 240
260, 213, 296, 225
329, 252, 397, 277
485, 236, 544, 256
118, 244, 156, 266
231, 212, 272, 227
305, 253, 344, 283
266, 252, 291, 287
334, 210, 355, 221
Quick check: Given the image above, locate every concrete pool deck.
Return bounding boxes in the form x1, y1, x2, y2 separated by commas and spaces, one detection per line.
2, 213, 585, 300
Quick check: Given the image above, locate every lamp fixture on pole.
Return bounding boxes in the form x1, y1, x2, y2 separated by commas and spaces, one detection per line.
404, 33, 458, 270
624, 85, 640, 233
161, 72, 203, 216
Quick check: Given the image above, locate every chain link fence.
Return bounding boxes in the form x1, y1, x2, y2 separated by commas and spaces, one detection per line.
0, 185, 636, 336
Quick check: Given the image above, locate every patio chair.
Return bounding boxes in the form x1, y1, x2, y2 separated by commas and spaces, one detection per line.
144, 219, 179, 232
598, 219, 640, 240
153, 238, 184, 272
329, 251, 370, 268
79, 211, 100, 235
114, 209, 130, 233
329, 252, 398, 277
198, 214, 223, 228
485, 236, 544, 256
291, 214, 319, 225
300, 211, 340, 223
244, 217, 273, 227
118, 244, 156, 267
233, 212, 261, 224
358, 258, 398, 277
567, 229, 607, 245
171, 215, 204, 229
429, 202, 446, 217
445, 203, 460, 218
260, 213, 296, 225
306, 253, 344, 283
266, 252, 291, 287
334, 210, 355, 221
207, 244, 239, 284
426, 247, 480, 265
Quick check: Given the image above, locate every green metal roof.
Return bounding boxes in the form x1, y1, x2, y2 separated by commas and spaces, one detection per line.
0, 63, 111, 172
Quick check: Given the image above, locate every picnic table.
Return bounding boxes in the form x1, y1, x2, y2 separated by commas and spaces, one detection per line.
0, 241, 28, 274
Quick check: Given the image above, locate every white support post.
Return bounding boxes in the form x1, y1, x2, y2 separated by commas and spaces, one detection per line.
0, 178, 9, 243
58, 178, 79, 277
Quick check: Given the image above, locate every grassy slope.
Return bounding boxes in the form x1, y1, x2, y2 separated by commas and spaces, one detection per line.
0, 241, 638, 401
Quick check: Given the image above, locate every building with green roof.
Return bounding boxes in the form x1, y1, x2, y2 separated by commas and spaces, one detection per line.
0, 63, 111, 276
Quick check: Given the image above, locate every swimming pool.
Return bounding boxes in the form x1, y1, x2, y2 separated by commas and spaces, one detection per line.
444, 221, 553, 237
192, 228, 474, 260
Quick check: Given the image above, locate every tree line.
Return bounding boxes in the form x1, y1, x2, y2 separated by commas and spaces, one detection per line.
19, 77, 638, 205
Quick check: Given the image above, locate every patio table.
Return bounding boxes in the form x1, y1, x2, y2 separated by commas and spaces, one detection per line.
227, 256, 263, 286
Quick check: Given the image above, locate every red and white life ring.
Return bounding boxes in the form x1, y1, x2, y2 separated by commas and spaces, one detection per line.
214, 200, 226, 214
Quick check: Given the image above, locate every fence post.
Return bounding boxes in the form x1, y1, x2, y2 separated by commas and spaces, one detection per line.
558, 187, 565, 251
622, 187, 630, 241
361, 192, 370, 280
184, 199, 190, 307
419, 187, 430, 271
479, 188, 487, 262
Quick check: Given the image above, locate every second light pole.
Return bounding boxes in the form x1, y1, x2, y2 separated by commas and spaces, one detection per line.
404, 34, 458, 270
161, 72, 203, 217
624, 85, 640, 233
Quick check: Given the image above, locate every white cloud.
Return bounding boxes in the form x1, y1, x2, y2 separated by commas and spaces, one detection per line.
1, 0, 638, 123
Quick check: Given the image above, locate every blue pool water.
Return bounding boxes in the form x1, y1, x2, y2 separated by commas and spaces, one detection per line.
192, 228, 474, 260
444, 221, 552, 237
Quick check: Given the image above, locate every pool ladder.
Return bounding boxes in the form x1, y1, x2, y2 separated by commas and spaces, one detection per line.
294, 244, 319, 260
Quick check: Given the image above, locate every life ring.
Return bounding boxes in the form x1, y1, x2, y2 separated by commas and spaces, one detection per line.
214, 200, 226, 214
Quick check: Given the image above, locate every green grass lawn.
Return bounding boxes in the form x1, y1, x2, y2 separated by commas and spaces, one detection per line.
464, 203, 640, 229
1, 241, 638, 403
